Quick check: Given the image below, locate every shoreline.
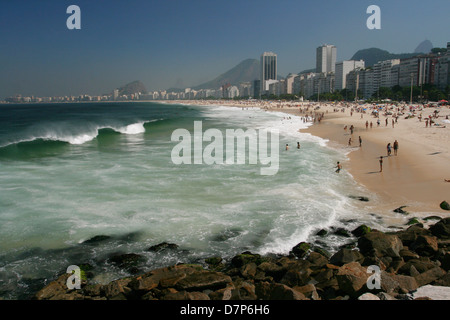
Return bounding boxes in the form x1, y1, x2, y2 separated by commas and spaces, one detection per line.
167, 99, 450, 218
299, 104, 450, 218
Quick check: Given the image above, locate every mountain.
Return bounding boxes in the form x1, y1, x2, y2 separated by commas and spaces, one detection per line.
414, 40, 433, 54
192, 59, 260, 90
118, 80, 147, 95
350, 48, 420, 67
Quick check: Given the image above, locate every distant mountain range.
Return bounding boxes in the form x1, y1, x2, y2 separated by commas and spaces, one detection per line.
118, 80, 147, 96
350, 48, 421, 67
191, 58, 260, 90
125, 42, 436, 93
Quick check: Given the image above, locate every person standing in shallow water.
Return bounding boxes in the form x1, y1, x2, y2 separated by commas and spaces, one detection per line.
335, 161, 342, 173
393, 140, 399, 156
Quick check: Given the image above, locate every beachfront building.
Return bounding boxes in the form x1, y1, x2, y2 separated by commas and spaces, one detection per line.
260, 52, 277, 95
346, 68, 374, 99
334, 60, 365, 91
373, 59, 400, 92
434, 53, 450, 90
285, 73, 298, 94
316, 44, 337, 73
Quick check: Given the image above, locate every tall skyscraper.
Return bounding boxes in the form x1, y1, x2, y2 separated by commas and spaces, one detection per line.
316, 45, 337, 73
260, 52, 277, 95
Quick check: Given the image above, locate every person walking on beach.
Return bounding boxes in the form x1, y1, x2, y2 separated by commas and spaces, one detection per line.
335, 161, 342, 173
366, 121, 369, 130
387, 143, 392, 156
348, 138, 352, 146
379, 156, 383, 172
359, 136, 362, 147
393, 140, 399, 156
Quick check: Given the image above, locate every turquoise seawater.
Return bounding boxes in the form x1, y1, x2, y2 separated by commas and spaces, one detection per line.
0, 102, 389, 299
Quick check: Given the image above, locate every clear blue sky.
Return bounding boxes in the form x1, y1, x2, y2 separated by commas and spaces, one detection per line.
0, 0, 449, 98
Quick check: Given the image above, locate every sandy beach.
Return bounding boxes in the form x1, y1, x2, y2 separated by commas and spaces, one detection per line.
169, 99, 450, 218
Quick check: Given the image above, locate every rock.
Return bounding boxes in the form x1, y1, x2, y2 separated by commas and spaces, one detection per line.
103, 280, 129, 300
399, 249, 420, 262
398, 259, 436, 276
257, 261, 284, 280
34, 274, 79, 300
434, 272, 450, 287
357, 292, 380, 300
255, 281, 272, 300
175, 271, 232, 292
396, 225, 432, 246
163, 290, 210, 300
358, 231, 403, 258
414, 267, 446, 287
316, 229, 328, 237
423, 216, 442, 221
393, 206, 409, 215
329, 248, 364, 266
332, 228, 352, 238
293, 284, 320, 300
82, 235, 112, 244
391, 274, 419, 293
280, 265, 312, 287
439, 252, 450, 271
269, 283, 307, 300
335, 262, 370, 297
290, 242, 311, 258
240, 263, 257, 279
230, 281, 257, 300
351, 225, 372, 237
231, 252, 263, 268
205, 257, 222, 266
440, 201, 450, 211
307, 252, 329, 269
410, 235, 439, 257
147, 242, 179, 252
209, 285, 234, 300
108, 253, 144, 272
349, 195, 369, 202
406, 218, 421, 226
430, 218, 450, 239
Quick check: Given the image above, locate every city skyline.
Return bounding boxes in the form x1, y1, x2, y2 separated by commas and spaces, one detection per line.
1, 0, 449, 99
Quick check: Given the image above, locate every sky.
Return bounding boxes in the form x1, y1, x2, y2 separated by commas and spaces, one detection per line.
0, 0, 449, 98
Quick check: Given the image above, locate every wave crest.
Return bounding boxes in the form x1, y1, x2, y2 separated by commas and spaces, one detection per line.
0, 120, 159, 149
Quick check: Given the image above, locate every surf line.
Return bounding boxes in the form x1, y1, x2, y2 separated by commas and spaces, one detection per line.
171, 121, 279, 176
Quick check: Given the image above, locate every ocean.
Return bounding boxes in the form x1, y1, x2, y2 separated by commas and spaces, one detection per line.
0, 101, 394, 299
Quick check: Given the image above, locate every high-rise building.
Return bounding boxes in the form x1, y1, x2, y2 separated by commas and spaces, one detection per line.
260, 52, 277, 95
316, 44, 337, 73
335, 60, 365, 91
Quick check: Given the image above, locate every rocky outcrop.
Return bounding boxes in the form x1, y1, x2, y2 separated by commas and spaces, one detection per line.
33, 218, 450, 300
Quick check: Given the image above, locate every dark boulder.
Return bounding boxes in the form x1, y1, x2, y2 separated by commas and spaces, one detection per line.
440, 201, 450, 211
351, 225, 372, 237
357, 231, 403, 258
147, 242, 179, 252
290, 242, 311, 259
429, 218, 450, 239
329, 248, 364, 266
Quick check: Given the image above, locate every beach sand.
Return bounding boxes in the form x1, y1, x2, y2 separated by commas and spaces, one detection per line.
289, 102, 450, 217
168, 99, 450, 218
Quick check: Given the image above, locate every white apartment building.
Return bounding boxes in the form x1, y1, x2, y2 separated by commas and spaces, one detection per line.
316, 44, 337, 73
334, 60, 365, 91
